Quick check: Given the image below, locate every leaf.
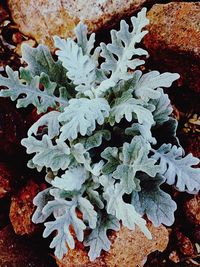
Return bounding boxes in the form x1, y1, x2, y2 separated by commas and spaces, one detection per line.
21, 135, 71, 171
95, 8, 149, 96
109, 90, 154, 128
86, 182, 104, 209
54, 37, 96, 93
152, 144, 200, 193
100, 175, 151, 238
58, 98, 110, 141
133, 71, 179, 101
32, 188, 52, 224
101, 147, 120, 174
42, 198, 86, 259
131, 174, 177, 226
150, 89, 173, 125
84, 214, 120, 261
77, 130, 111, 150
51, 166, 89, 191
125, 123, 156, 144
77, 196, 97, 229
75, 22, 95, 56
70, 143, 91, 171
21, 43, 68, 87
28, 111, 61, 139
0, 67, 68, 113
113, 136, 159, 193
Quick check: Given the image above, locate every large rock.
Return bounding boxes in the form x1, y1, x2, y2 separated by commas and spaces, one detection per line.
0, 225, 55, 267
184, 195, 200, 226
56, 222, 169, 267
8, 0, 152, 50
9, 180, 46, 235
144, 2, 200, 92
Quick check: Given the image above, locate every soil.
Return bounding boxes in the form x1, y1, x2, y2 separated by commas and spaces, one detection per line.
0, 2, 199, 267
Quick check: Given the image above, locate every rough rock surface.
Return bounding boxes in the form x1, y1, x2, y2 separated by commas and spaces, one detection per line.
56, 222, 169, 267
184, 195, 200, 226
8, 0, 152, 50
0, 225, 55, 267
9, 180, 46, 235
144, 2, 200, 92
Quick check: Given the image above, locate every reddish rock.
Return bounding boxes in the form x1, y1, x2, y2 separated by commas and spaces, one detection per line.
144, 2, 200, 92
57, 223, 169, 267
169, 250, 180, 263
7, 0, 154, 50
0, 225, 55, 267
9, 180, 46, 235
184, 195, 200, 226
0, 162, 13, 198
175, 230, 195, 256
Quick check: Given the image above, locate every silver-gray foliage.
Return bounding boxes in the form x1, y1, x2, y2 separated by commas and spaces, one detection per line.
0, 7, 199, 262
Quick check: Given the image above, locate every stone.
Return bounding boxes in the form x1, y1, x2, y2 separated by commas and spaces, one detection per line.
9, 180, 46, 235
144, 2, 200, 93
0, 225, 56, 267
56, 222, 169, 267
8, 0, 152, 50
175, 230, 195, 256
184, 195, 200, 226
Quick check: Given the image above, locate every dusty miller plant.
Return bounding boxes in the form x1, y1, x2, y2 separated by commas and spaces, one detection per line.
0, 8, 200, 261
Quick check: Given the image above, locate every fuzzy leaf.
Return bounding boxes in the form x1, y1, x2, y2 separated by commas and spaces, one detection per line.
150, 89, 173, 125
42, 198, 86, 259
101, 147, 120, 174
54, 37, 96, 93
52, 166, 89, 191
109, 91, 154, 127
132, 174, 177, 226
28, 111, 61, 139
32, 188, 52, 224
86, 182, 104, 209
75, 22, 95, 56
152, 144, 200, 193
77, 130, 111, 150
100, 175, 151, 238
133, 71, 179, 101
113, 136, 159, 193
125, 123, 156, 144
78, 196, 97, 229
0, 67, 68, 113
84, 214, 120, 261
58, 98, 110, 141
21, 135, 71, 171
21, 44, 68, 86
95, 8, 149, 96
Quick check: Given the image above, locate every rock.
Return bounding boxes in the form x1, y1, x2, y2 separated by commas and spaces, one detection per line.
144, 2, 200, 92
175, 230, 195, 256
184, 195, 200, 226
8, 0, 152, 50
0, 225, 56, 267
56, 222, 169, 267
0, 163, 13, 198
9, 180, 46, 235
169, 250, 180, 263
